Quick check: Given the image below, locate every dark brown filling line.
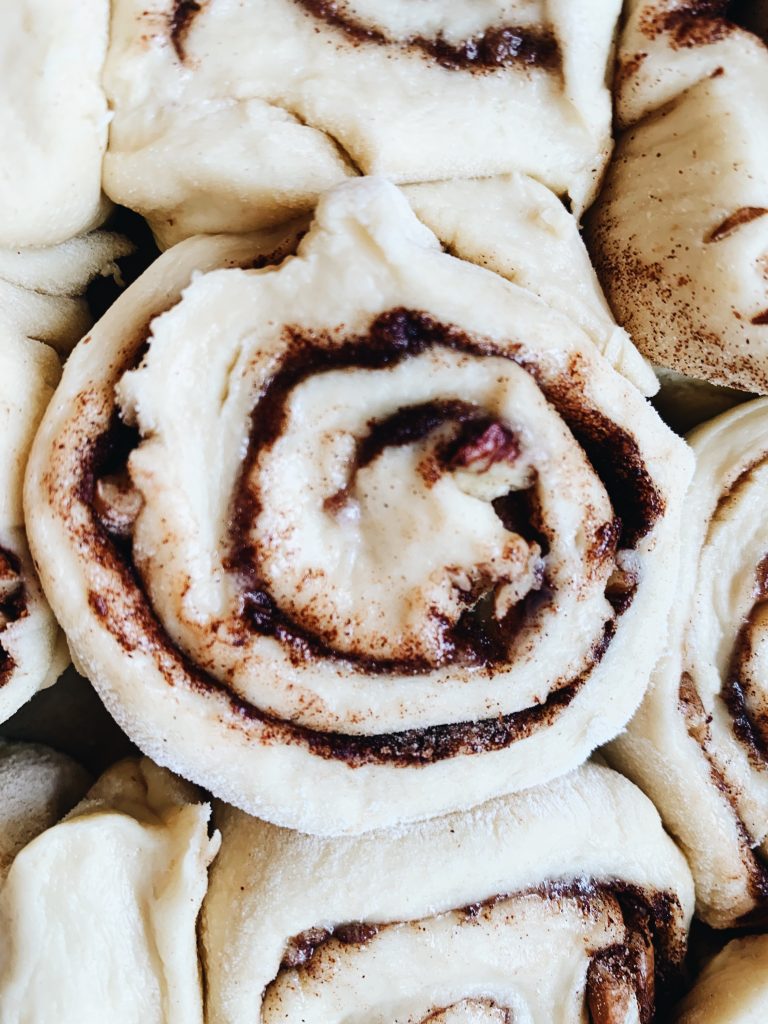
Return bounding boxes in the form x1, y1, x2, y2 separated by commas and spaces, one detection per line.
0, 546, 26, 687
723, 554, 768, 765
294, 0, 561, 73
169, 0, 203, 61
679, 672, 768, 918
81, 307, 661, 767
238, 391, 550, 673
276, 879, 685, 1024
705, 207, 768, 244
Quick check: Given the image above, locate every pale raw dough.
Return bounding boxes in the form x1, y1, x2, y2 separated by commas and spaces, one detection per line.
0, 0, 111, 248
0, 230, 134, 355
103, 0, 621, 245
405, 175, 657, 396
673, 935, 768, 1024
202, 762, 694, 1024
0, 334, 66, 724
586, 2, 768, 393
25, 178, 692, 834
607, 399, 768, 927
0, 742, 89, 884
0, 758, 219, 1024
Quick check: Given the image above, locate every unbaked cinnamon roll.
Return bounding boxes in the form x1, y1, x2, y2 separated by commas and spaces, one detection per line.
25, 178, 692, 835
0, 334, 66, 724
0, 757, 218, 1024
103, 0, 621, 246
586, 1, 768, 394
202, 762, 694, 1024
608, 398, 768, 928
0, 741, 89, 883
1, 0, 110, 248
673, 934, 768, 1023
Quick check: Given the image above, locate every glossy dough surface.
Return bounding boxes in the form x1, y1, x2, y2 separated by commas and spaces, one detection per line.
0, 758, 218, 1024
103, 0, 620, 245
202, 762, 694, 1024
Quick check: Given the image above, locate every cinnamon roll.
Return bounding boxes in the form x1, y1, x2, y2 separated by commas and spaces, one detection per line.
586, 1, 768, 393
103, 0, 621, 246
673, 935, 768, 1023
0, 334, 66, 724
607, 398, 768, 928
202, 762, 695, 1024
25, 178, 692, 835
0, 741, 89, 883
0, 757, 218, 1024
1, 0, 110, 248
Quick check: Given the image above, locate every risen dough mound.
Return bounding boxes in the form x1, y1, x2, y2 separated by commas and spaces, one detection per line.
25, 178, 692, 835
0, 758, 218, 1024
103, 0, 621, 245
202, 762, 694, 1024
0, 0, 110, 248
673, 935, 768, 1023
586, 1, 768, 393
0, 742, 89, 883
607, 399, 768, 928
0, 335, 66, 724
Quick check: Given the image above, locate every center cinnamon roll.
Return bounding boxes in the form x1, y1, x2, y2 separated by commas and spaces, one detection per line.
25, 179, 692, 834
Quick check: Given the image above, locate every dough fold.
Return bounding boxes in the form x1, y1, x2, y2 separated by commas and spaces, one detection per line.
0, 757, 218, 1024
0, 0, 111, 248
0, 741, 89, 884
103, 0, 621, 245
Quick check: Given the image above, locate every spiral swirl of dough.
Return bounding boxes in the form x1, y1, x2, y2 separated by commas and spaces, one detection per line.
26, 178, 691, 834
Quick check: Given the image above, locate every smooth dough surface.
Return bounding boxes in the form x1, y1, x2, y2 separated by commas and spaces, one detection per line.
26, 178, 692, 834
0, 230, 134, 355
674, 936, 768, 1023
586, 2, 768, 393
0, 742, 89, 884
607, 399, 768, 927
203, 761, 694, 1024
0, 0, 110, 248
103, 0, 621, 245
0, 757, 218, 1024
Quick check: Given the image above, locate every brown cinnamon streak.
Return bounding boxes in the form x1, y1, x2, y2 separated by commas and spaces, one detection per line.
0, 546, 26, 687
278, 880, 684, 1021
80, 306, 659, 767
294, 0, 560, 72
